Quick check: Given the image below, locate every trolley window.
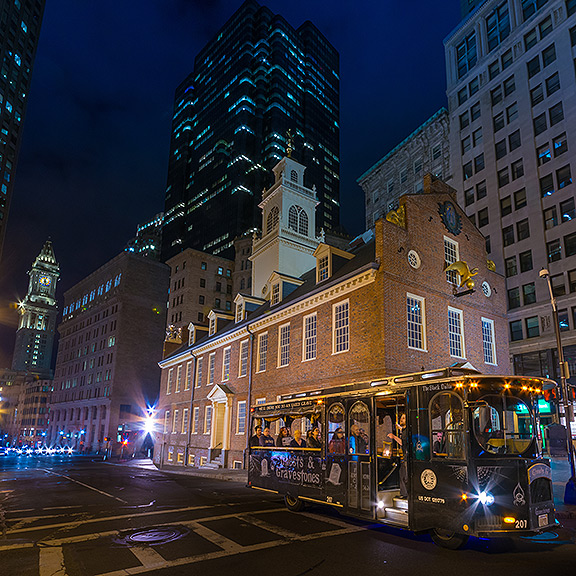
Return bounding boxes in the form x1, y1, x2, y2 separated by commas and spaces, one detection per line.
348, 401, 370, 455
327, 403, 346, 453
430, 392, 465, 459
472, 395, 533, 454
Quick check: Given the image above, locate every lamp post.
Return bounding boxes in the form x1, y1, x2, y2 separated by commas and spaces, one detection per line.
539, 268, 576, 504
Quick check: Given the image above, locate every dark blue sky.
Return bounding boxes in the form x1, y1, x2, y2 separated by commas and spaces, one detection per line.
0, 1, 461, 364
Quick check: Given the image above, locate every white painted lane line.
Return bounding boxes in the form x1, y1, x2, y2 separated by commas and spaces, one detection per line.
8, 503, 217, 535
39, 546, 68, 576
97, 524, 364, 576
130, 547, 166, 568
41, 469, 128, 504
241, 514, 301, 539
192, 523, 243, 553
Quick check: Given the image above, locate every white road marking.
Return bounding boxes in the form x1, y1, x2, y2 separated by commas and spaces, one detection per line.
130, 547, 166, 568
192, 523, 243, 553
7, 503, 217, 535
41, 469, 128, 504
39, 546, 67, 576
241, 514, 301, 539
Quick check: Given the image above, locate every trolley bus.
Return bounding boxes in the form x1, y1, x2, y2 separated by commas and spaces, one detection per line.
248, 366, 558, 549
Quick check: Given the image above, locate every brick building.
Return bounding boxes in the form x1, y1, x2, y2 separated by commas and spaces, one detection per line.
155, 158, 508, 470
47, 252, 169, 453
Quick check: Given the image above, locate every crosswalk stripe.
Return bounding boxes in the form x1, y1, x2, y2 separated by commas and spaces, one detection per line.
130, 547, 166, 568
39, 546, 67, 576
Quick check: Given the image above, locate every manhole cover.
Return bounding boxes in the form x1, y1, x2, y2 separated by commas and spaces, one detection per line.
120, 526, 189, 546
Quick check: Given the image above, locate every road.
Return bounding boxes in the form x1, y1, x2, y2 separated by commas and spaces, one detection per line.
0, 455, 575, 576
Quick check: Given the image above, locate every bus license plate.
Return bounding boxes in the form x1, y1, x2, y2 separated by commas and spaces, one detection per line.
538, 514, 548, 527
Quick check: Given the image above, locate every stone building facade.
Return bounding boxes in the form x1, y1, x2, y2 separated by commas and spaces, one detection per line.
358, 108, 451, 230
47, 252, 169, 453
155, 159, 508, 471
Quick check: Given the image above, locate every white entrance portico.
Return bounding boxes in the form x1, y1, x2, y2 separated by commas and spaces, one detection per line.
206, 384, 234, 466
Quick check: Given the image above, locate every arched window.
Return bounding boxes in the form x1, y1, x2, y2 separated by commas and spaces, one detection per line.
288, 205, 308, 236
266, 206, 279, 234
349, 401, 370, 455
290, 169, 298, 182
430, 392, 465, 459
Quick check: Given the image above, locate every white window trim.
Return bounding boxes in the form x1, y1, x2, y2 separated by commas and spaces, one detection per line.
175, 365, 182, 393
222, 346, 231, 382
238, 339, 249, 378
277, 323, 290, 367
236, 400, 247, 435
257, 332, 268, 373
195, 357, 203, 388
182, 408, 189, 434
184, 361, 192, 391
204, 405, 212, 434
302, 313, 317, 362
192, 406, 199, 434
444, 235, 460, 285
166, 368, 173, 395
406, 293, 427, 352
172, 409, 179, 434
481, 317, 498, 366
208, 353, 216, 385
448, 306, 466, 359
332, 299, 350, 355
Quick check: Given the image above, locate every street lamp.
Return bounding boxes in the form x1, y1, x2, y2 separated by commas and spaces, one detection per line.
539, 268, 576, 504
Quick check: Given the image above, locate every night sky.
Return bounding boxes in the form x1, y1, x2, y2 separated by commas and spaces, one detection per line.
0, 0, 461, 365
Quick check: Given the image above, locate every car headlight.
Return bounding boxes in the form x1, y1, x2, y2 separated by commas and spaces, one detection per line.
478, 491, 495, 506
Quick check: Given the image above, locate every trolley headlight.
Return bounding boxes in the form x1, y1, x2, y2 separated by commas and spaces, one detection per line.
478, 491, 495, 506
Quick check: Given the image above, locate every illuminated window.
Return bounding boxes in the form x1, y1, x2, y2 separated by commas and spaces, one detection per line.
204, 406, 212, 434
257, 333, 268, 372
278, 324, 290, 367
196, 357, 203, 387
448, 307, 465, 358
407, 295, 425, 351
237, 401, 246, 434
222, 347, 231, 381
482, 318, 497, 365
239, 340, 249, 377
333, 300, 350, 354
303, 314, 317, 361
444, 237, 459, 285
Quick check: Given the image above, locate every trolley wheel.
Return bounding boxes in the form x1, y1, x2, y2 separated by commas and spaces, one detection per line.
430, 528, 469, 550
284, 494, 304, 512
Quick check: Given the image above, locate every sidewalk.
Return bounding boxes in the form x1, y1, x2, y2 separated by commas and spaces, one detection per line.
111, 457, 576, 518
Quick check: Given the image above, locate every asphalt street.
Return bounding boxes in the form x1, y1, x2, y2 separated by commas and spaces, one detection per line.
0, 455, 574, 576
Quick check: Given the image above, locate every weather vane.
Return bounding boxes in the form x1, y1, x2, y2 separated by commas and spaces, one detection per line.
285, 129, 294, 158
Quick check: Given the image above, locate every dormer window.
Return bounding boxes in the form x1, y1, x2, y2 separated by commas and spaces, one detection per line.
266, 206, 279, 234
288, 205, 308, 235
209, 316, 216, 336
318, 256, 329, 282
236, 302, 244, 323
271, 283, 280, 306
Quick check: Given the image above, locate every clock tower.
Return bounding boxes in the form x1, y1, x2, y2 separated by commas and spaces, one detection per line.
11, 240, 60, 377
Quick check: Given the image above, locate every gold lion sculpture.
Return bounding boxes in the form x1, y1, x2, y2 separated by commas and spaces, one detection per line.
445, 260, 478, 290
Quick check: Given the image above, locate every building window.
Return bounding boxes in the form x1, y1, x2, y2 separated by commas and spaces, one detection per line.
257, 332, 268, 372
172, 410, 180, 434
527, 55, 541, 78
204, 406, 212, 434
546, 72, 560, 96
498, 167, 510, 188
318, 255, 329, 282
208, 353, 215, 384
508, 287, 521, 309
476, 180, 487, 199
482, 318, 497, 365
175, 365, 182, 393
237, 401, 246, 434
464, 188, 474, 207
166, 368, 173, 395
278, 324, 290, 367
239, 340, 249, 377
196, 357, 203, 387
561, 199, 575, 223
288, 205, 308, 236
510, 320, 523, 341
192, 407, 199, 434
523, 283, 537, 305
209, 316, 216, 335
565, 232, 576, 257
533, 113, 547, 136
333, 300, 350, 354
525, 316, 540, 338
514, 188, 527, 209
551, 274, 566, 297
493, 112, 505, 132
407, 294, 426, 351
505, 256, 517, 277
444, 237, 459, 284
537, 143, 551, 165
478, 208, 489, 227
547, 239, 562, 262
448, 308, 465, 358
540, 174, 554, 196
542, 44, 556, 67
503, 225, 515, 247
266, 206, 279, 234
517, 218, 530, 241
568, 269, 576, 292
474, 153, 485, 172
553, 133, 567, 157
456, 32, 477, 78
495, 139, 507, 160
222, 347, 231, 381
511, 159, 524, 180
185, 361, 192, 391
164, 411, 170, 434
182, 408, 189, 434
271, 283, 280, 305
500, 196, 512, 217
519, 250, 533, 272
557, 165, 572, 190
531, 84, 544, 106
236, 302, 244, 323
549, 102, 564, 126
303, 314, 317, 361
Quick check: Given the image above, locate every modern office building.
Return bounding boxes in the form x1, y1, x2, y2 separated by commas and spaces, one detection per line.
358, 108, 451, 230
445, 0, 576, 380
47, 252, 169, 453
460, 0, 489, 19
11, 240, 59, 377
0, 0, 46, 262
161, 0, 340, 261
125, 212, 164, 261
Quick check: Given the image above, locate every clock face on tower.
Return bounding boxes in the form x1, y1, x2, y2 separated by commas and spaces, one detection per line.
39, 275, 52, 287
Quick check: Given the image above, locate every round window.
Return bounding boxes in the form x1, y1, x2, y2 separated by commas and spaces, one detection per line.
407, 250, 421, 269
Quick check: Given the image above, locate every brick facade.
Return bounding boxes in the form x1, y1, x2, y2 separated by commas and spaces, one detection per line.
156, 177, 509, 470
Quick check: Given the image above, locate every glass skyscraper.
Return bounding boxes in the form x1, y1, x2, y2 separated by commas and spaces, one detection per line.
0, 0, 46, 262
162, 0, 340, 261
